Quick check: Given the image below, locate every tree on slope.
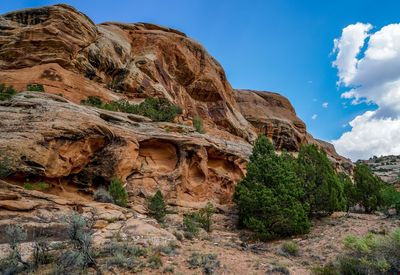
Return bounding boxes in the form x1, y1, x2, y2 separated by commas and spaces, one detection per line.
296, 144, 346, 216
234, 135, 310, 240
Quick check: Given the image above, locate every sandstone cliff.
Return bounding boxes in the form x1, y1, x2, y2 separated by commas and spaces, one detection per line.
0, 4, 350, 209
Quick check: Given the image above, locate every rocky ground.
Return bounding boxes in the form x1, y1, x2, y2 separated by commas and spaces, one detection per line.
1, 180, 399, 274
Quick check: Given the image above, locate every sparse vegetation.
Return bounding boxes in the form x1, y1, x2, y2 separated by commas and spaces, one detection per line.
93, 186, 114, 203
108, 177, 128, 207
0, 83, 17, 101
81, 95, 182, 122
0, 150, 12, 179
334, 228, 400, 274
0, 225, 29, 274
280, 241, 300, 256
187, 252, 220, 274
26, 83, 45, 92
148, 190, 167, 223
23, 181, 50, 191
183, 202, 215, 239
147, 253, 163, 269
56, 212, 98, 274
193, 116, 205, 133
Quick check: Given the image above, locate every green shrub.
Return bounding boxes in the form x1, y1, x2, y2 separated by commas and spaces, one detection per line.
182, 202, 215, 238
297, 144, 346, 216
147, 253, 163, 269
234, 135, 310, 240
280, 241, 299, 256
193, 116, 205, 133
108, 177, 128, 207
81, 95, 103, 107
339, 173, 357, 212
93, 187, 114, 203
148, 190, 166, 223
380, 184, 400, 214
195, 202, 215, 232
0, 151, 12, 179
23, 182, 50, 191
187, 252, 220, 274
32, 238, 53, 268
183, 213, 201, 239
26, 83, 44, 92
56, 212, 98, 274
0, 84, 17, 101
335, 228, 400, 274
0, 225, 29, 274
311, 264, 339, 275
353, 164, 384, 213
80, 96, 182, 122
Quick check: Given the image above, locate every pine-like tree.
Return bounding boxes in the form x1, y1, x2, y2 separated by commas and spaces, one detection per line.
108, 177, 128, 207
148, 190, 167, 223
234, 135, 310, 240
296, 144, 346, 216
353, 164, 383, 213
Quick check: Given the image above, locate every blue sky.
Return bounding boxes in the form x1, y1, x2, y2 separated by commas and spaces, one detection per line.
2, 1, 400, 157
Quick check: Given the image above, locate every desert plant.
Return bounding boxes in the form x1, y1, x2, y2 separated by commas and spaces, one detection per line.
0, 83, 17, 101
183, 213, 201, 239
187, 252, 220, 274
93, 187, 114, 203
147, 253, 163, 269
196, 202, 215, 232
193, 116, 205, 133
380, 184, 400, 214
23, 181, 50, 191
296, 144, 346, 216
32, 238, 53, 268
335, 228, 400, 274
0, 225, 30, 274
108, 177, 128, 207
80, 96, 182, 122
56, 212, 98, 273
234, 135, 310, 240
148, 190, 167, 223
0, 151, 12, 179
353, 164, 384, 213
81, 95, 103, 107
280, 241, 299, 256
26, 83, 44, 92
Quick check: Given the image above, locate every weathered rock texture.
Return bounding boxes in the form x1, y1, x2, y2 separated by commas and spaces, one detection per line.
0, 4, 351, 209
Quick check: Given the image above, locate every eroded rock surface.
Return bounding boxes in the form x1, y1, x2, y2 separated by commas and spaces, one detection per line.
0, 93, 250, 206
0, 4, 351, 209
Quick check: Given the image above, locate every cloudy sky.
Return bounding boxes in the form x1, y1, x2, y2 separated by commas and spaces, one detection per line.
2, 0, 400, 161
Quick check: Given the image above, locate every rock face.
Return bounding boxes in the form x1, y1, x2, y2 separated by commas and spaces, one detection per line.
0, 4, 350, 209
234, 89, 307, 151
358, 155, 400, 185
0, 93, 250, 206
0, 4, 256, 142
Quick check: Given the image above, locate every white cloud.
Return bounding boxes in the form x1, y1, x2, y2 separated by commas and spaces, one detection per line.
312, 114, 318, 120
322, 102, 328, 108
332, 22, 400, 160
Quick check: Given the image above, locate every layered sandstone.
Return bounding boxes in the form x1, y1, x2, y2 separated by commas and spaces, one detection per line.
0, 4, 351, 210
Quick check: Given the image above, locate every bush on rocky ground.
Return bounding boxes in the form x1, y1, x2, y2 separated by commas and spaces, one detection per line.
148, 190, 167, 223
81, 96, 182, 122
26, 83, 44, 92
0, 83, 17, 101
93, 186, 114, 203
108, 177, 128, 207
312, 228, 400, 275
234, 135, 310, 240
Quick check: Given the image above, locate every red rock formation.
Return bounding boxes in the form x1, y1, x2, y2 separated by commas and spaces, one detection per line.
0, 4, 351, 208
